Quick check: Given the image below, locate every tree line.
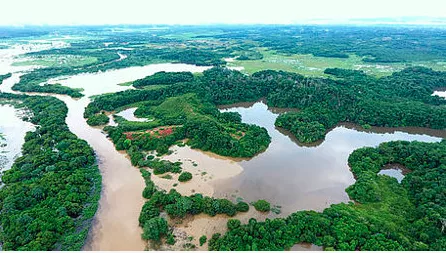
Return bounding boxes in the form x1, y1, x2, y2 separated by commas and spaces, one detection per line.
87, 66, 446, 144
208, 140, 446, 251
0, 93, 101, 250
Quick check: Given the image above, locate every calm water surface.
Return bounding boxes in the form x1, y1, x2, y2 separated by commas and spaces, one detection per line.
0, 105, 35, 172
116, 107, 148, 122
213, 101, 444, 216
378, 168, 405, 183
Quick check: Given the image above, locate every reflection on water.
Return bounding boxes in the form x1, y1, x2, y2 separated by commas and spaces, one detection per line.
0, 105, 35, 172
116, 107, 148, 122
290, 243, 323, 251
47, 63, 211, 97
213, 101, 444, 216
378, 169, 405, 183
433, 90, 446, 99
378, 164, 410, 183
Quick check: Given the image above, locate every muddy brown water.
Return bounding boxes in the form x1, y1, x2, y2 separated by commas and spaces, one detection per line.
0, 104, 35, 172
213, 101, 445, 216
1, 43, 445, 250
0, 64, 210, 250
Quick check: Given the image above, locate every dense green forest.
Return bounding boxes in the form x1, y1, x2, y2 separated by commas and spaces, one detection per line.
87, 66, 446, 144
208, 140, 446, 251
0, 94, 101, 250
273, 67, 446, 142
200, 25, 446, 62
102, 93, 270, 163
2, 25, 446, 251
12, 25, 446, 98
0, 73, 12, 84
133, 71, 194, 88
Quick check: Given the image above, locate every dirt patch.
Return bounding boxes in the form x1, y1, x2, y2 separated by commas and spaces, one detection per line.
124, 125, 182, 140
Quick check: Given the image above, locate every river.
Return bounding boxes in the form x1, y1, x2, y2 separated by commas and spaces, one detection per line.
0, 43, 445, 250
0, 63, 211, 250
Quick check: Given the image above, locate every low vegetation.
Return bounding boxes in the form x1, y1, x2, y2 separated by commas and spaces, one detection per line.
178, 171, 192, 182
252, 200, 271, 212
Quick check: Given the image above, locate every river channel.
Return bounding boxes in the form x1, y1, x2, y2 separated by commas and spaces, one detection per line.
0, 49, 445, 250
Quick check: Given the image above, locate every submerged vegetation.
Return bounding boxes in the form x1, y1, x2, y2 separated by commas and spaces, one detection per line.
252, 200, 271, 212
178, 171, 193, 182
0, 93, 101, 250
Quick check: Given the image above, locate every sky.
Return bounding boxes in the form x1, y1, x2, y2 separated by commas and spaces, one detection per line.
2, 0, 446, 25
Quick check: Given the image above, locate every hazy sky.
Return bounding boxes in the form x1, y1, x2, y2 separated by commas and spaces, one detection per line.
2, 0, 446, 25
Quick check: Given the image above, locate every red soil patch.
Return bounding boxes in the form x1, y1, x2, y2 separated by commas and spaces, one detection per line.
230, 131, 246, 140
124, 125, 181, 140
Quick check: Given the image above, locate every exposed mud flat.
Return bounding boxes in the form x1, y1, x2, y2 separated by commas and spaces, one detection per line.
165, 208, 274, 250
155, 145, 243, 197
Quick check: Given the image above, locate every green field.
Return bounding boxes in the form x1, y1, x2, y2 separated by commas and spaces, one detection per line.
12, 55, 98, 68
227, 49, 446, 77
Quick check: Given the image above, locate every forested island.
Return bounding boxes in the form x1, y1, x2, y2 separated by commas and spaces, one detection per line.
86, 67, 446, 144
0, 25, 445, 251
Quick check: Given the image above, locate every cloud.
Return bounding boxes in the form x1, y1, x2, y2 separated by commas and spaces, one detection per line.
2, 0, 445, 25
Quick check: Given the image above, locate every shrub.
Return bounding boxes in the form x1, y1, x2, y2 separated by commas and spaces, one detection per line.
199, 235, 207, 246
235, 201, 249, 212
178, 172, 193, 182
227, 219, 241, 230
166, 234, 176, 245
141, 217, 168, 241
253, 200, 271, 212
